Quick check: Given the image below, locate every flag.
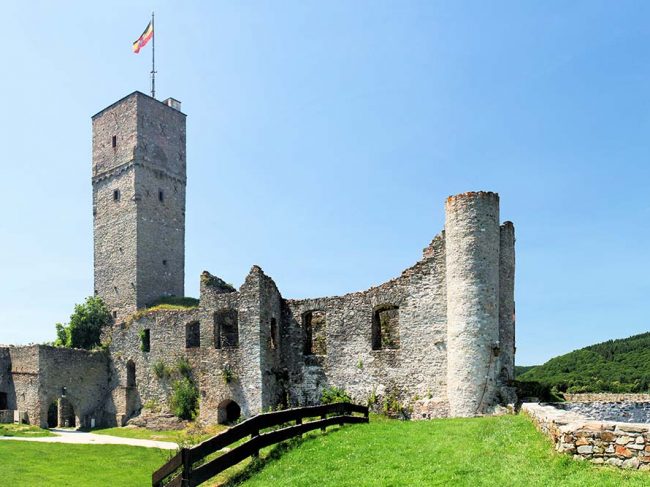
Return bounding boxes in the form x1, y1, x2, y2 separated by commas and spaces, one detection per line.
132, 20, 153, 53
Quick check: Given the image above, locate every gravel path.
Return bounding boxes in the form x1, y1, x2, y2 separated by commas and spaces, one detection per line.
0, 428, 178, 450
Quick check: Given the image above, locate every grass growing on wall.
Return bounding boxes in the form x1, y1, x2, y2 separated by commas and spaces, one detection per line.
219, 415, 649, 487
0, 442, 167, 486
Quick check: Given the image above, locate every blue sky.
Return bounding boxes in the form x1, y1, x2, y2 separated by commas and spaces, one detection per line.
0, 1, 648, 365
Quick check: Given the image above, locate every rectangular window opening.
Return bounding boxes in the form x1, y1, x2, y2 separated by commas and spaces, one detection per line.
158, 190, 164, 202
141, 329, 151, 353
113, 189, 120, 201
111, 135, 117, 148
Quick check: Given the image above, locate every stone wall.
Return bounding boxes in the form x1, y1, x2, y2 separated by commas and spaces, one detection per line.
283, 232, 448, 413
8, 346, 41, 426
92, 91, 186, 321
523, 402, 650, 470
37, 346, 110, 428
564, 393, 650, 403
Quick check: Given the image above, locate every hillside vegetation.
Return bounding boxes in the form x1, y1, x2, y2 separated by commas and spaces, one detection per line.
518, 332, 650, 393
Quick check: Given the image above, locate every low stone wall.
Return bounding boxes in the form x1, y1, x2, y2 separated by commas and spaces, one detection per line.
564, 393, 650, 403
557, 402, 650, 424
522, 403, 650, 470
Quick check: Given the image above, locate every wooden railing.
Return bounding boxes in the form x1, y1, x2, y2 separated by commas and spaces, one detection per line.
152, 402, 369, 487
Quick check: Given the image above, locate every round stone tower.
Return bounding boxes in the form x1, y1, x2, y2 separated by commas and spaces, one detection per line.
445, 191, 501, 417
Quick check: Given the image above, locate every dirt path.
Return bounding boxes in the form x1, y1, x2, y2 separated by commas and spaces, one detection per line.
0, 428, 178, 450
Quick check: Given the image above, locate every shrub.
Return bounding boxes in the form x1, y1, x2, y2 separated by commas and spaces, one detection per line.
321, 386, 351, 405
170, 377, 199, 420
382, 390, 403, 417
221, 364, 237, 384
152, 360, 171, 380
176, 356, 192, 379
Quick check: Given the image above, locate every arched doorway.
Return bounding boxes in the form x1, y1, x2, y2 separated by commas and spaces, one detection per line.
58, 398, 76, 428
47, 401, 58, 428
217, 399, 241, 424
126, 360, 136, 387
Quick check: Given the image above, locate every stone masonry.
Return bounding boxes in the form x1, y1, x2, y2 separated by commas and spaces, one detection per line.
0, 92, 517, 428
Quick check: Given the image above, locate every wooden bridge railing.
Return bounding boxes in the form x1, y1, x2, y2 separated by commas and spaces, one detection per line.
152, 402, 369, 487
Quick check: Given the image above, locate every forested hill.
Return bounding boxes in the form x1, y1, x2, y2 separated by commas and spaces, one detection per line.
517, 332, 650, 393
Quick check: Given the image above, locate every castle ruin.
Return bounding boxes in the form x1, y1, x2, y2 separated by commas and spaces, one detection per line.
0, 91, 516, 428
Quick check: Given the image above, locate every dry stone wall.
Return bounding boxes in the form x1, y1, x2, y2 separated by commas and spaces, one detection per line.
523, 402, 650, 470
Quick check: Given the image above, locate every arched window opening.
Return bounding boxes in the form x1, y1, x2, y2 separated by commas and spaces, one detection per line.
372, 305, 400, 350
141, 328, 151, 353
214, 310, 238, 349
186, 321, 201, 348
126, 360, 136, 387
303, 310, 326, 356
217, 399, 241, 424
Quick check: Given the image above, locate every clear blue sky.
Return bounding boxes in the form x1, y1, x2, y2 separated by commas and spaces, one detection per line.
1, 1, 648, 365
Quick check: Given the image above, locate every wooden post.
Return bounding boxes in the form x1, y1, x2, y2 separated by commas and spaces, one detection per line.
296, 416, 303, 438
181, 448, 191, 487
321, 414, 327, 433
251, 428, 260, 458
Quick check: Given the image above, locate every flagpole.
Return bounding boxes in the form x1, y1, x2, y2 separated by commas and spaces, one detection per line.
151, 11, 156, 99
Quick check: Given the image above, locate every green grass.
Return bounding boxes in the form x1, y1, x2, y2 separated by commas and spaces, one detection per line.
0, 442, 168, 486
218, 415, 649, 487
0, 423, 54, 437
91, 424, 227, 444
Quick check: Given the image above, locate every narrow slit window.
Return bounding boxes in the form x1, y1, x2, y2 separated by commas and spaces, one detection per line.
113, 189, 120, 201
111, 135, 117, 148
158, 190, 164, 202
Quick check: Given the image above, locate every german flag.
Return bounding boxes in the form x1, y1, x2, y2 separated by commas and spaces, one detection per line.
132, 21, 153, 53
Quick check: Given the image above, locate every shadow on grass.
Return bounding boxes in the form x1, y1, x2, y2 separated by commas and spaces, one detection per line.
221, 428, 340, 486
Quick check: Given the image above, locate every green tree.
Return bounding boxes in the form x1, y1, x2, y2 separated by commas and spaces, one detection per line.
54, 296, 111, 349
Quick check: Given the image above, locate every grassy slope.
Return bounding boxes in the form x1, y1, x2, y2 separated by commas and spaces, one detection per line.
0, 424, 53, 437
519, 332, 650, 392
225, 415, 648, 487
0, 442, 168, 486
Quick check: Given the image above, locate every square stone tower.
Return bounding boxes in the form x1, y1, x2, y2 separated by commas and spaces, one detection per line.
92, 92, 186, 320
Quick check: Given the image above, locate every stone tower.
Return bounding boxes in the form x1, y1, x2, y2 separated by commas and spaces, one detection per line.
445, 191, 514, 417
92, 92, 186, 320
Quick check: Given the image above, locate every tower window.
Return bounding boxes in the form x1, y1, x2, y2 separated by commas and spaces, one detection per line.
111, 135, 117, 148
162, 260, 168, 266
270, 318, 278, 350
158, 190, 164, 202
113, 189, 120, 201
112, 311, 117, 319
141, 329, 151, 353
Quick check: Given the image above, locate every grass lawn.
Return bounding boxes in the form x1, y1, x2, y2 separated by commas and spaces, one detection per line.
0, 442, 168, 486
0, 423, 53, 437
91, 423, 227, 444
217, 414, 650, 487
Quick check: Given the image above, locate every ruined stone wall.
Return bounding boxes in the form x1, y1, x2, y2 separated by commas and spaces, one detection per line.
8, 346, 41, 426
0, 347, 15, 410
445, 192, 501, 417
283, 233, 448, 413
106, 267, 272, 425
37, 346, 110, 428
499, 222, 516, 388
